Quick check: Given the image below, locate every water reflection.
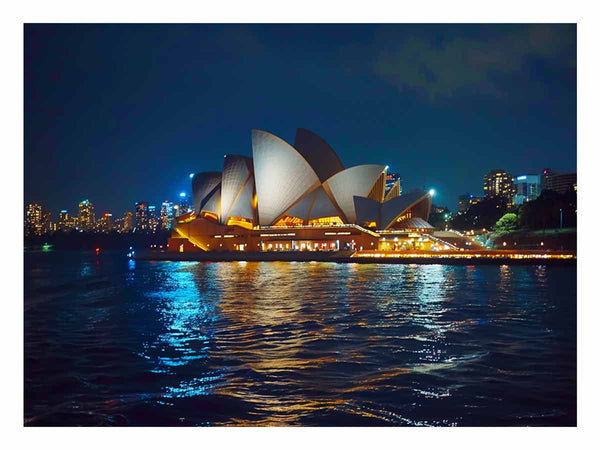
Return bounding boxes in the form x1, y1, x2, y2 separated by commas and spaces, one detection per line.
24, 249, 576, 425
145, 263, 464, 423
140, 264, 217, 377
123, 260, 575, 425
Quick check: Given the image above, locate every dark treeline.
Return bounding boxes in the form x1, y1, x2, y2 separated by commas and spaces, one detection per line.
451, 196, 508, 230
428, 206, 451, 229
451, 187, 577, 231
517, 188, 577, 229
24, 230, 171, 250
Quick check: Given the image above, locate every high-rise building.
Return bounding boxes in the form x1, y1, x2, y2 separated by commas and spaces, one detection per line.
57, 210, 69, 231
114, 211, 133, 233
148, 205, 159, 232
135, 202, 149, 231
483, 169, 514, 206
542, 171, 577, 194
541, 168, 556, 191
122, 211, 133, 232
178, 192, 191, 214
25, 203, 43, 236
113, 217, 124, 233
97, 212, 114, 233
58, 209, 79, 232
78, 200, 95, 231
160, 200, 175, 230
41, 208, 51, 235
67, 215, 79, 231
513, 174, 541, 205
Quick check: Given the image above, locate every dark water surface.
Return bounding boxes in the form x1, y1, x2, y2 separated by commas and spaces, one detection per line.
24, 250, 576, 426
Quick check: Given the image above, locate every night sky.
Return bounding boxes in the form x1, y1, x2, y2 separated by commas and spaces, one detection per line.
24, 24, 576, 217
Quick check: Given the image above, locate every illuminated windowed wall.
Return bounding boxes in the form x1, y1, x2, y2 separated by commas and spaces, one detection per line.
307, 216, 344, 226
135, 202, 149, 231
78, 199, 95, 231
513, 174, 541, 205
25, 203, 42, 236
160, 201, 175, 230
97, 213, 114, 233
483, 169, 514, 206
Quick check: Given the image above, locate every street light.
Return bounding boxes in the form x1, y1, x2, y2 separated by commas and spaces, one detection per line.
560, 208, 563, 229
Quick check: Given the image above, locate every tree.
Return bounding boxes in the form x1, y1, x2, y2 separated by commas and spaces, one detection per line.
450, 196, 507, 231
428, 205, 451, 229
517, 188, 577, 230
495, 213, 518, 233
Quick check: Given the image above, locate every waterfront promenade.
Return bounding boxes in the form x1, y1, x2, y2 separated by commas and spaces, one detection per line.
135, 249, 576, 265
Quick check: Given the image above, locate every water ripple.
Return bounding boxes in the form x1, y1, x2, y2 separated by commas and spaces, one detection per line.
24, 251, 576, 426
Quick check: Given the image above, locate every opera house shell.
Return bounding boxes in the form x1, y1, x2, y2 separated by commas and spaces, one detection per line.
170, 129, 434, 252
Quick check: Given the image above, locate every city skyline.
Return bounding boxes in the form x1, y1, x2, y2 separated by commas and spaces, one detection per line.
24, 162, 576, 224
24, 152, 576, 237
25, 24, 576, 215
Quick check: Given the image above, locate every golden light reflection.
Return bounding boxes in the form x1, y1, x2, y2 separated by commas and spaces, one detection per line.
135, 261, 551, 426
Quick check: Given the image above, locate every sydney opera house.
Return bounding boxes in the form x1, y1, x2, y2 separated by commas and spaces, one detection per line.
168, 129, 439, 253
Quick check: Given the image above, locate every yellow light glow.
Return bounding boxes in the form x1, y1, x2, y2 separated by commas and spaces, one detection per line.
307, 216, 344, 226
200, 211, 217, 222
274, 215, 304, 227
227, 216, 253, 230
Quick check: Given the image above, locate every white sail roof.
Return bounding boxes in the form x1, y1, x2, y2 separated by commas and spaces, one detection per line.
192, 172, 221, 215
381, 189, 432, 229
220, 155, 254, 223
294, 128, 344, 182
252, 130, 320, 225
323, 164, 386, 223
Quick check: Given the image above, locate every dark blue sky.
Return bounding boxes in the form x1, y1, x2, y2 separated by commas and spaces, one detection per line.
24, 24, 576, 216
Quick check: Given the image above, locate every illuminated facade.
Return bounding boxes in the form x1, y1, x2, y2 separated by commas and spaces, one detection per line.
115, 211, 133, 233
513, 174, 541, 205
41, 209, 51, 234
97, 212, 114, 233
25, 203, 43, 236
78, 200, 95, 231
25, 203, 52, 236
148, 205, 159, 232
178, 192, 191, 214
160, 201, 175, 230
66, 214, 79, 231
57, 210, 69, 231
169, 129, 434, 252
135, 202, 149, 231
483, 169, 514, 206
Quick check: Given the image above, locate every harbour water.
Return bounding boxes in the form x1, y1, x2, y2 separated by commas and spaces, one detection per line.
24, 250, 576, 426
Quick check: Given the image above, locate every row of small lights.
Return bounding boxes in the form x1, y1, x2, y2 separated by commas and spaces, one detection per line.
503, 241, 544, 247
354, 252, 574, 259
